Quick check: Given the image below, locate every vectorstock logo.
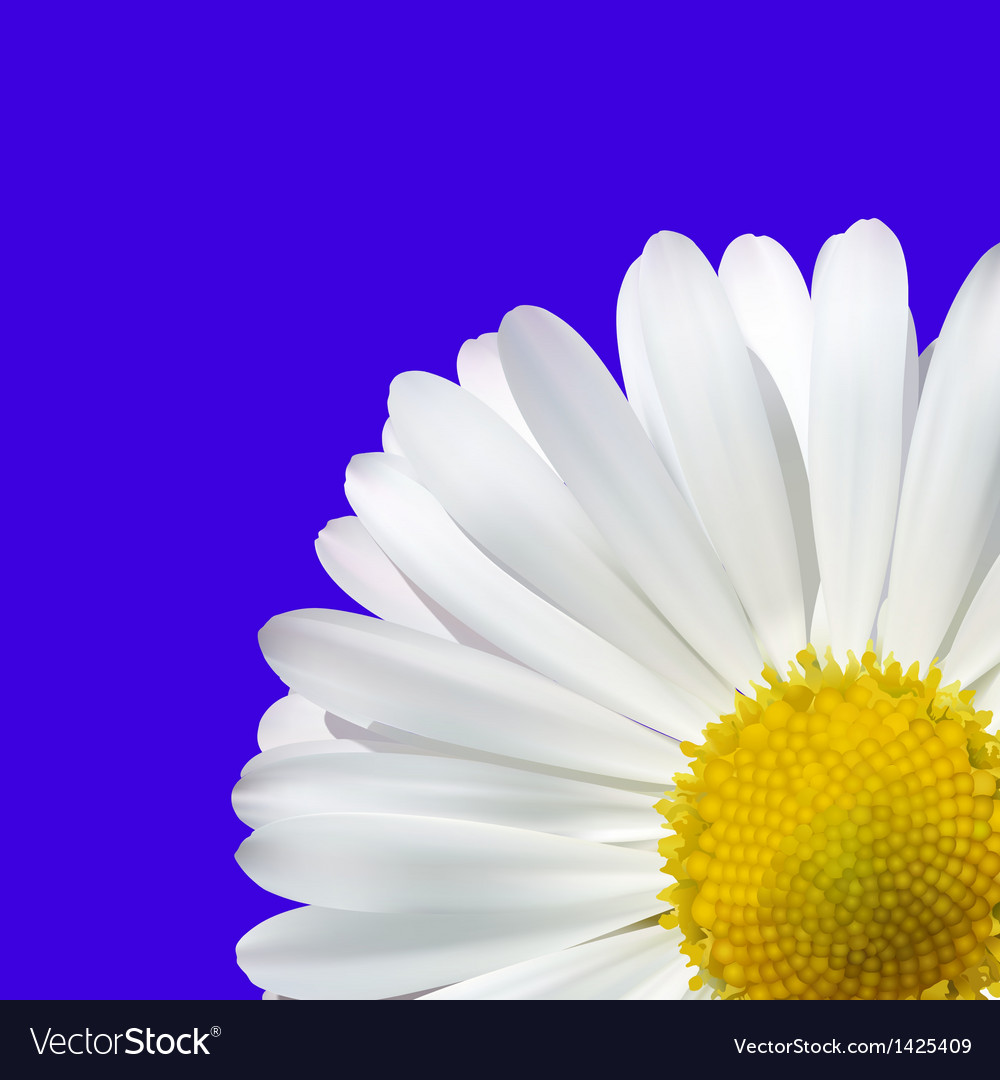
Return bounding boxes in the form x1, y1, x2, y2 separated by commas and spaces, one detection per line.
30, 1026, 217, 1056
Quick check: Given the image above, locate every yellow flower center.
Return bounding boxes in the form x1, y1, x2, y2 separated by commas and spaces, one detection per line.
657, 646, 1000, 999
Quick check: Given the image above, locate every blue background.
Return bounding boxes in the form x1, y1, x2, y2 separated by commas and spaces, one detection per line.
8, 3, 1000, 998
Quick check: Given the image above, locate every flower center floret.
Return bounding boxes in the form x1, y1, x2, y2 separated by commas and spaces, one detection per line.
657, 646, 1000, 999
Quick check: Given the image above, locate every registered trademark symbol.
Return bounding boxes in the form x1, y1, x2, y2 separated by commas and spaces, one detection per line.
211, 1026, 221, 1037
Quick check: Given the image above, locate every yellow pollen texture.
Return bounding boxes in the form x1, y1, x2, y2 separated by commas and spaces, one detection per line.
657, 646, 1000, 1000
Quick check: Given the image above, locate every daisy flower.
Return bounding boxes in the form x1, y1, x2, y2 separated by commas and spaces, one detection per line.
234, 221, 1000, 1000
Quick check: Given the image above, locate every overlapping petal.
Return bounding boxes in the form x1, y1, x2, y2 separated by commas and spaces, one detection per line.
344, 451, 716, 735
259, 608, 686, 784
422, 924, 690, 1000
718, 233, 813, 462
884, 243, 1000, 664
236, 813, 663, 913
238, 901, 667, 1001
497, 304, 762, 689
233, 751, 659, 840
638, 232, 805, 669
315, 516, 459, 641
388, 370, 730, 708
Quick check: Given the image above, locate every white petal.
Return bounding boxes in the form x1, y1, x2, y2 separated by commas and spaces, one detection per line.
236, 813, 664, 913
455, 333, 553, 466
240, 739, 428, 777
875, 597, 889, 655
257, 692, 331, 752
937, 504, 1000, 660
322, 712, 395, 741
809, 220, 909, 656
613, 837, 661, 852
388, 371, 730, 708
749, 350, 820, 628
315, 516, 457, 641
621, 949, 706, 999
718, 233, 813, 462
968, 665, 1000, 729
638, 232, 805, 669
812, 232, 843, 295
884, 243, 1000, 665
344, 452, 716, 738
259, 608, 684, 785
422, 924, 686, 1000
810, 587, 831, 655
237, 900, 666, 1000
381, 419, 404, 456
901, 312, 919, 480
497, 305, 762, 690
943, 553, 1000, 686
264, 707, 405, 754
617, 259, 701, 515
918, 338, 937, 395
873, 313, 921, 623
233, 751, 660, 839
